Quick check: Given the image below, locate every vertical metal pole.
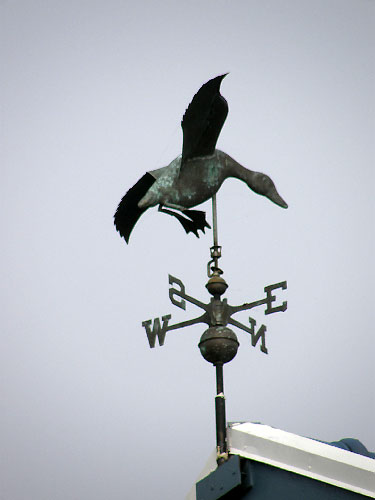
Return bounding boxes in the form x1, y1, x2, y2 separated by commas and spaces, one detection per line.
209, 194, 222, 275
215, 363, 227, 465
212, 194, 218, 248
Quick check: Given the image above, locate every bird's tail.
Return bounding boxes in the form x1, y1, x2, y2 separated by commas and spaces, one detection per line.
114, 173, 155, 243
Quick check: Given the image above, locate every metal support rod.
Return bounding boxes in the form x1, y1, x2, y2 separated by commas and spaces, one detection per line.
212, 194, 218, 248
215, 363, 227, 465
207, 194, 223, 277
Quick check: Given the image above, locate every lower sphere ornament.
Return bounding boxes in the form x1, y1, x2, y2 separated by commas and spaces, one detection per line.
198, 326, 239, 365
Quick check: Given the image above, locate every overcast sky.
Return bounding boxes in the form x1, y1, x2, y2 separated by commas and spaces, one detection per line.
1, 1, 374, 499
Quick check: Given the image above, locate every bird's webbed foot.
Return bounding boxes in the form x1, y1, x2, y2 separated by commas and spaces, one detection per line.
182, 210, 211, 234
158, 206, 210, 237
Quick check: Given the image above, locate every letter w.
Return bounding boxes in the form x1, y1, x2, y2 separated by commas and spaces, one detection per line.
142, 315, 172, 348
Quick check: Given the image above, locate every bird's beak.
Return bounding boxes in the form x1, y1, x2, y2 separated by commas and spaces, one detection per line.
268, 190, 288, 209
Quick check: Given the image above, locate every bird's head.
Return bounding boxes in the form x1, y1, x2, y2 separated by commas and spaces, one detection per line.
248, 172, 288, 209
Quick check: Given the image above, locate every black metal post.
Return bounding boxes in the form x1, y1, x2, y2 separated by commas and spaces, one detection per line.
215, 362, 227, 465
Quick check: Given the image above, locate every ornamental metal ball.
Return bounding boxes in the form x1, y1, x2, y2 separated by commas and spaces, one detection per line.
198, 326, 239, 365
206, 275, 228, 297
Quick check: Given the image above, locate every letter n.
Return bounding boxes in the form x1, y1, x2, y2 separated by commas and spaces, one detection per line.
248, 317, 268, 354
142, 315, 171, 348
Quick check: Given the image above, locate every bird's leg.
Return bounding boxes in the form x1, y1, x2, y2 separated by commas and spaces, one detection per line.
158, 205, 210, 237
160, 205, 211, 230
158, 202, 187, 211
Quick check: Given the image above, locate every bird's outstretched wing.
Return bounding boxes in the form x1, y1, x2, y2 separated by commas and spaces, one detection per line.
181, 74, 228, 162
114, 173, 155, 243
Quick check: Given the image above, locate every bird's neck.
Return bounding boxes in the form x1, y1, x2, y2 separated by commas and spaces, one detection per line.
220, 151, 257, 183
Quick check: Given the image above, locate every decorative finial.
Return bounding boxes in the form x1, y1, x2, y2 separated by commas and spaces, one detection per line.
127, 75, 289, 468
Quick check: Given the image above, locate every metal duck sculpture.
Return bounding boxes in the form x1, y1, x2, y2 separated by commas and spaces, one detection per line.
114, 74, 288, 243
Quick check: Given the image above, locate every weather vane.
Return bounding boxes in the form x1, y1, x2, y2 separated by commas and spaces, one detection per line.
114, 74, 288, 465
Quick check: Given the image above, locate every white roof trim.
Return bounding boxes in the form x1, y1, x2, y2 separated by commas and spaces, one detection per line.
228, 423, 375, 498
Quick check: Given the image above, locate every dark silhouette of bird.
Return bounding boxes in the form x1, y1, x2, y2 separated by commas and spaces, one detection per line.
114, 74, 287, 243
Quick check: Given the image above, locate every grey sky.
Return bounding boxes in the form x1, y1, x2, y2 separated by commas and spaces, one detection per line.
1, 1, 374, 499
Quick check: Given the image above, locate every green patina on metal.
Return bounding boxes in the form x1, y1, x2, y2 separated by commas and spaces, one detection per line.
114, 74, 288, 243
